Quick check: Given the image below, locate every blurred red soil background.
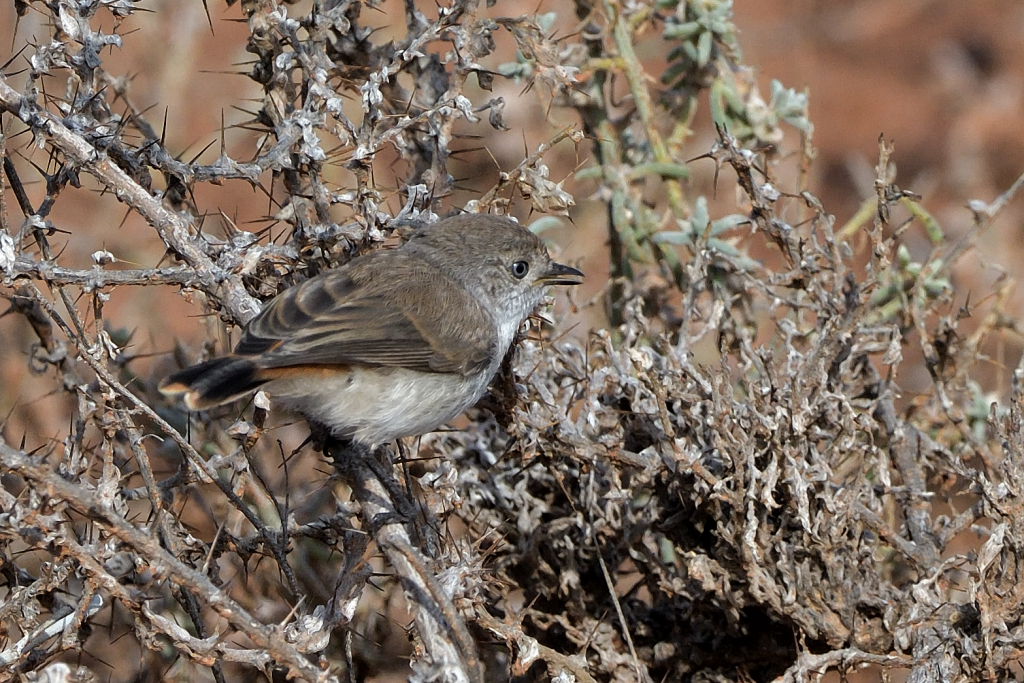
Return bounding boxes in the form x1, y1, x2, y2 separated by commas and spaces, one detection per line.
2, 2, 1024, 681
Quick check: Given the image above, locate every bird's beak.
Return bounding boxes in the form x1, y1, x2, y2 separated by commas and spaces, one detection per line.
538, 262, 584, 286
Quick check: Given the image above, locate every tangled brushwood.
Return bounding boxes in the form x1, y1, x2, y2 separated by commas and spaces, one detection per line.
3, 1, 1024, 682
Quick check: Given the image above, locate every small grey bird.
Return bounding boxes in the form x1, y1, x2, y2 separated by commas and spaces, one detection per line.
160, 214, 583, 445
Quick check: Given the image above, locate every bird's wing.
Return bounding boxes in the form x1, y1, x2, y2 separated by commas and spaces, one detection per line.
235, 252, 497, 376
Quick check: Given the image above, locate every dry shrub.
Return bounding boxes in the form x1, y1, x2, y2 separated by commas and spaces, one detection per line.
2, 1, 1023, 682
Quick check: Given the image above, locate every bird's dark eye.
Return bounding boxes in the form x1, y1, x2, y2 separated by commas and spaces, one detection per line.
511, 260, 530, 279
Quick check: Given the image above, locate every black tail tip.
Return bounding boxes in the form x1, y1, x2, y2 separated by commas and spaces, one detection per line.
160, 357, 265, 411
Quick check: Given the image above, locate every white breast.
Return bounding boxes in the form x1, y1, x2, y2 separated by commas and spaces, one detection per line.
266, 364, 495, 446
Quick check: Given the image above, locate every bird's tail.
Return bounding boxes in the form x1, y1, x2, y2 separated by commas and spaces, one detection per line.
159, 357, 268, 411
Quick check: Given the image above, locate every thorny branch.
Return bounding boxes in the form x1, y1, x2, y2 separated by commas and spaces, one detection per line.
3, 1, 1024, 682
0, 442, 333, 683
0, 77, 264, 326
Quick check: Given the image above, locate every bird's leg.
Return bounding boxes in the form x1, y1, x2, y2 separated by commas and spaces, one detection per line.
362, 445, 421, 524
319, 428, 417, 525
394, 439, 442, 558
305, 419, 335, 453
